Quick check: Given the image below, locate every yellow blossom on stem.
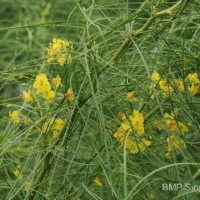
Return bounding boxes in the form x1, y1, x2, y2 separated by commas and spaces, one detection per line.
118, 112, 126, 120
121, 137, 139, 154
138, 139, 151, 152
65, 88, 74, 102
178, 122, 188, 134
164, 113, 188, 134
47, 38, 72, 66
43, 118, 65, 139
166, 135, 186, 156
53, 118, 64, 131
9, 110, 20, 124
159, 79, 173, 94
52, 75, 62, 89
175, 79, 185, 92
43, 90, 56, 101
153, 119, 165, 131
130, 109, 144, 135
188, 73, 199, 84
33, 74, 56, 101
23, 118, 30, 125
113, 127, 126, 142
187, 73, 200, 96
33, 74, 51, 94
166, 119, 176, 132
188, 83, 200, 96
151, 71, 160, 82
129, 141, 139, 154
52, 130, 59, 139
21, 91, 34, 103
121, 122, 131, 131
127, 91, 137, 102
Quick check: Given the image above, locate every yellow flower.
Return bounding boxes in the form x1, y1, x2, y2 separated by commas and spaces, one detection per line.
52, 130, 59, 139
188, 83, 199, 96
164, 113, 174, 120
159, 80, 172, 94
123, 138, 134, 149
13, 166, 23, 180
130, 109, 144, 135
23, 118, 30, 125
33, 74, 56, 101
51, 118, 64, 139
151, 71, 160, 82
121, 122, 130, 131
57, 57, 67, 66
153, 120, 165, 131
42, 118, 65, 139
21, 91, 34, 102
178, 122, 188, 134
47, 38, 72, 66
164, 113, 189, 134
188, 73, 199, 84
121, 137, 139, 154
93, 177, 103, 187
54, 118, 64, 131
33, 74, 51, 94
113, 128, 126, 142
127, 92, 137, 102
166, 119, 176, 132
52, 75, 62, 89
129, 141, 139, 154
175, 79, 185, 92
65, 88, 74, 102
118, 112, 126, 120
166, 135, 186, 155
9, 110, 20, 124
43, 90, 56, 101
165, 113, 176, 132
138, 139, 151, 152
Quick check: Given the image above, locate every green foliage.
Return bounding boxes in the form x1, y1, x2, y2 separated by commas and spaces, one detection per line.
0, 0, 200, 199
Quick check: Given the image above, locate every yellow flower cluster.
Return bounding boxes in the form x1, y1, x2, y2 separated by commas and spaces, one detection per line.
165, 135, 186, 157
187, 73, 200, 96
21, 74, 61, 103
21, 91, 34, 103
150, 71, 200, 97
52, 75, 62, 89
151, 71, 160, 82
9, 110, 31, 125
65, 88, 74, 102
113, 110, 151, 154
33, 74, 56, 101
127, 91, 137, 102
154, 113, 188, 135
154, 113, 188, 156
9, 110, 20, 124
174, 79, 185, 92
43, 118, 65, 139
151, 71, 173, 96
47, 38, 72, 66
